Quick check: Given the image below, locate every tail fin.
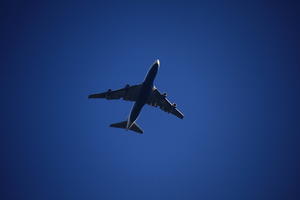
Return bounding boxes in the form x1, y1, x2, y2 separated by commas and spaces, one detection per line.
110, 121, 143, 134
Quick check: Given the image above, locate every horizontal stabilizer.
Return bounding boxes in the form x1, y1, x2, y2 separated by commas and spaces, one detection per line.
110, 121, 127, 128
110, 121, 143, 134
130, 123, 143, 134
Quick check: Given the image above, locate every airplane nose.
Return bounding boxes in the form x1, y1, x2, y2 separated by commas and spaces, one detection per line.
156, 59, 160, 66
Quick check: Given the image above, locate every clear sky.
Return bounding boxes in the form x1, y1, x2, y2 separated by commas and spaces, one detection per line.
1, 1, 300, 200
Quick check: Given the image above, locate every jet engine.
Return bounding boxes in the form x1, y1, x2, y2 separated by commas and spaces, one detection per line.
123, 84, 130, 100
105, 89, 112, 99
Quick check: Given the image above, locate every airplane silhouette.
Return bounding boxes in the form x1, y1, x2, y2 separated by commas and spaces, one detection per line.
88, 60, 184, 134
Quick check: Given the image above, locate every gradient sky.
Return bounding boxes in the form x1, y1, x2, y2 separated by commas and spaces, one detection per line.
1, 1, 300, 200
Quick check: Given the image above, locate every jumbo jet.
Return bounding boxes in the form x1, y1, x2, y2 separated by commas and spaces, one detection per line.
88, 60, 184, 134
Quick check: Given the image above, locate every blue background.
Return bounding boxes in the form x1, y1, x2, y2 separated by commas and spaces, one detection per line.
1, 1, 300, 199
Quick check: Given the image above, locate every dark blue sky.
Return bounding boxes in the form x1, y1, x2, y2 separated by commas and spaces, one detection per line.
1, 1, 300, 200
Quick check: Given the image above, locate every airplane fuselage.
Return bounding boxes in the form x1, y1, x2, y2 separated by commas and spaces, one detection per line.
127, 60, 159, 129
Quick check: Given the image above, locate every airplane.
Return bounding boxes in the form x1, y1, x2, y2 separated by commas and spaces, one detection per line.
88, 59, 184, 134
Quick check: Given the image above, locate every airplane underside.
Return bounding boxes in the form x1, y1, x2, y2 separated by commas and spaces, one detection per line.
88, 59, 184, 134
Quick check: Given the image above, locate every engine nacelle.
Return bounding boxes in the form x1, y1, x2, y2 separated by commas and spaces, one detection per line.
162, 93, 167, 97
106, 89, 112, 99
172, 103, 177, 108
123, 84, 130, 99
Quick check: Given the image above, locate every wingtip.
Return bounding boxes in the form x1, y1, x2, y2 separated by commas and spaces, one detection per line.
88, 93, 101, 98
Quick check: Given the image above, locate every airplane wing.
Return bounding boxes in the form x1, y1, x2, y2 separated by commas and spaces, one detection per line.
147, 87, 184, 119
88, 84, 142, 102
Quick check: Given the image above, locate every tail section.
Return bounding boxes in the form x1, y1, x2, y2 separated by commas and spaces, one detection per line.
110, 121, 143, 134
